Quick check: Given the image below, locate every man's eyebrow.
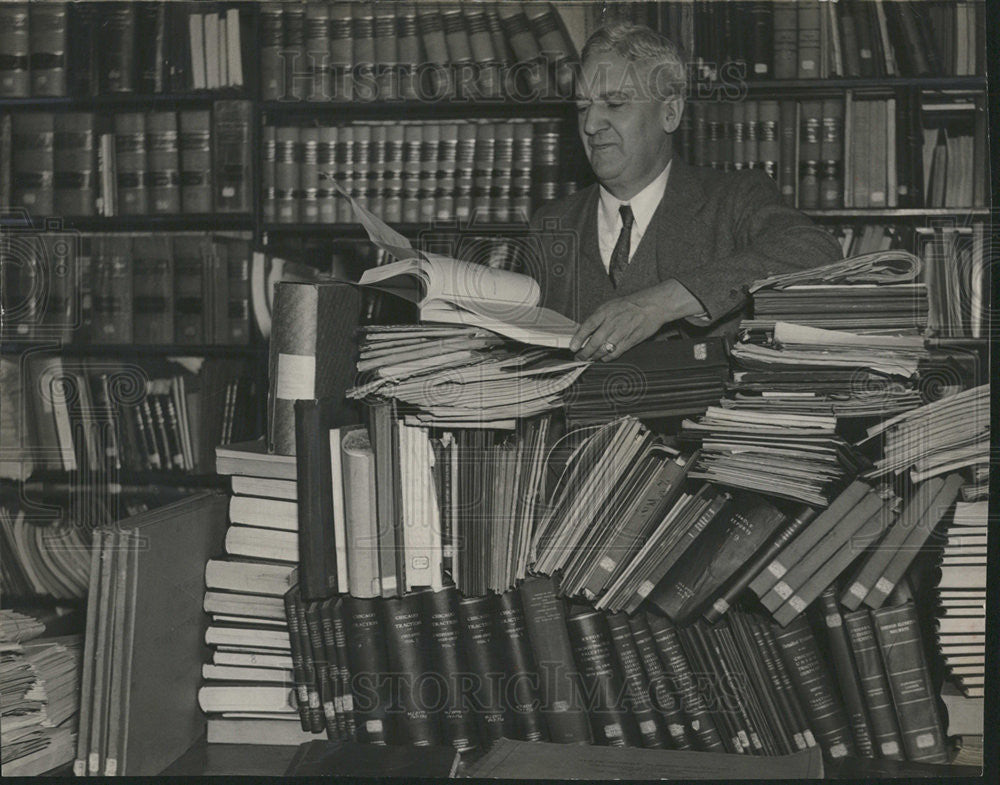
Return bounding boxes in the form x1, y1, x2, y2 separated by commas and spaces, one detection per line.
575, 90, 632, 102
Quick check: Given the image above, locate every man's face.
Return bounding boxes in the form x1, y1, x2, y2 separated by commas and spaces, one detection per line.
576, 51, 674, 199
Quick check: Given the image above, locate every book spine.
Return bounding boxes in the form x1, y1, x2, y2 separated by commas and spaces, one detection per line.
705, 506, 816, 624
381, 592, 441, 745
492, 122, 513, 223
842, 609, 904, 759
326, 3, 352, 101
12, 112, 55, 216
519, 575, 592, 744
295, 399, 338, 601
797, 100, 822, 209
114, 113, 146, 215
396, 3, 420, 100
259, 3, 284, 100
104, 237, 132, 343
640, 612, 723, 751
772, 615, 856, 759
303, 599, 338, 738
330, 598, 356, 738
213, 100, 252, 212
283, 587, 316, 731
340, 429, 381, 598
29, 2, 67, 97
344, 595, 391, 745
226, 241, 250, 345
497, 5, 545, 95
511, 121, 533, 220
423, 586, 479, 752
351, 2, 376, 101
772, 1, 797, 80
496, 590, 548, 742
274, 125, 299, 223
304, 2, 330, 101
146, 111, 180, 214
99, 3, 135, 93
299, 126, 320, 222
525, 4, 575, 95
819, 98, 845, 208
606, 613, 667, 748
473, 122, 495, 222
53, 112, 96, 217
818, 587, 876, 756
454, 122, 476, 220
179, 110, 212, 213
778, 100, 797, 206
131, 237, 173, 344
372, 3, 398, 100
316, 599, 345, 738
464, 5, 501, 99
0, 3, 30, 97
457, 594, 506, 743
418, 122, 440, 223
566, 610, 637, 747
871, 602, 949, 762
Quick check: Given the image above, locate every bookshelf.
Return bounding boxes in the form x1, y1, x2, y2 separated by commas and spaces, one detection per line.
0, 0, 991, 777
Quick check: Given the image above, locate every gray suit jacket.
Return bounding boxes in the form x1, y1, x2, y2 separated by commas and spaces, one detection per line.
527, 158, 843, 339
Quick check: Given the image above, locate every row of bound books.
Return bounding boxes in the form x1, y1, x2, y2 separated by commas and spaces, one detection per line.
17, 355, 257, 474
197, 568, 949, 768
260, 2, 577, 102
0, 504, 90, 600
1, 233, 252, 346
675, 92, 987, 210
0, 102, 252, 218
263, 118, 579, 226
657, 0, 983, 81
0, 2, 250, 98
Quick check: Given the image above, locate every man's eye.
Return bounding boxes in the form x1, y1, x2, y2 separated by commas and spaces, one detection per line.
607, 102, 624, 109
575, 102, 590, 113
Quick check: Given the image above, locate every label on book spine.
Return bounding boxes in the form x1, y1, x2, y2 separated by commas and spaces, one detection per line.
768, 562, 787, 579
773, 581, 792, 599
276, 353, 316, 399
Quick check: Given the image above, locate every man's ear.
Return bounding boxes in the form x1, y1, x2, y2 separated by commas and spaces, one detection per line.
660, 95, 684, 134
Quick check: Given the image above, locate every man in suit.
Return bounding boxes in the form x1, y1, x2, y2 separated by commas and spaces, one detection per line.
529, 22, 842, 361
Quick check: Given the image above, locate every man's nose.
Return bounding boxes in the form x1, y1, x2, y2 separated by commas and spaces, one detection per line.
581, 103, 607, 135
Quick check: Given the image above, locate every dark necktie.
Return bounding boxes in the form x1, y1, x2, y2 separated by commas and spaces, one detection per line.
609, 204, 634, 288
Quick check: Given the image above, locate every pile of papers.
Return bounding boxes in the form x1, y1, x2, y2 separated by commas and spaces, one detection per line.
863, 384, 989, 481
742, 250, 928, 335
348, 326, 588, 428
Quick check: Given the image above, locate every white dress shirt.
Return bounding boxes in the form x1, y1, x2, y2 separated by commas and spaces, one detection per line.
596, 161, 672, 273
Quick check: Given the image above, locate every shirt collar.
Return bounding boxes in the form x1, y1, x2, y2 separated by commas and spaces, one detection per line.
598, 160, 672, 236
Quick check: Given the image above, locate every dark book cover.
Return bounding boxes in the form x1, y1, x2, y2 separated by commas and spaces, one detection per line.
12, 112, 55, 216
772, 615, 857, 760
327, 3, 352, 101
519, 575, 592, 745
53, 112, 97, 217
368, 399, 402, 598
704, 506, 816, 624
131, 236, 173, 344
495, 590, 547, 742
134, 1, 166, 93
638, 612, 722, 751
343, 595, 391, 745
606, 613, 666, 749
456, 594, 506, 743
0, 3, 30, 97
381, 592, 440, 745
224, 238, 251, 345
870, 602, 948, 763
114, 112, 148, 215
328, 597, 356, 738
283, 586, 315, 731
145, 111, 180, 214
99, 2, 136, 93
291, 590, 328, 733
303, 599, 337, 738
28, 1, 67, 97
649, 491, 786, 623
818, 587, 876, 757
841, 609, 904, 759
317, 600, 346, 738
212, 99, 252, 212
749, 2, 773, 78
565, 609, 638, 748
259, 3, 284, 100
422, 586, 479, 752
294, 399, 339, 602
172, 235, 209, 344
179, 110, 212, 213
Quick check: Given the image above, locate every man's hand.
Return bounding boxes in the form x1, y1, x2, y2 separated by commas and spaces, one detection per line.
569, 279, 705, 361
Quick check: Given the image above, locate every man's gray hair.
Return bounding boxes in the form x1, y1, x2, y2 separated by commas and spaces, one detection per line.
580, 22, 687, 99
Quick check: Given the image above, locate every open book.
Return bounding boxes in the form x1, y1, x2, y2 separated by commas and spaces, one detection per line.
337, 184, 579, 348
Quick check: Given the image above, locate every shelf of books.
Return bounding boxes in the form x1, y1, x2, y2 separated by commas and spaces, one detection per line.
0, 0, 989, 777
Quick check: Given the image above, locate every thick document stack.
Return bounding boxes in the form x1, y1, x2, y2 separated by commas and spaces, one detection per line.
863, 383, 989, 481
681, 406, 855, 506
0, 622, 81, 777
728, 322, 928, 420
76, 492, 226, 776
933, 500, 987, 699
742, 251, 928, 335
348, 326, 587, 428
564, 338, 728, 424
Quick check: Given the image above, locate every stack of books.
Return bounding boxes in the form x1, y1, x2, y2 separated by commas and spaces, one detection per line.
741, 251, 929, 336
0, 618, 82, 777
934, 499, 987, 699
917, 224, 990, 338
